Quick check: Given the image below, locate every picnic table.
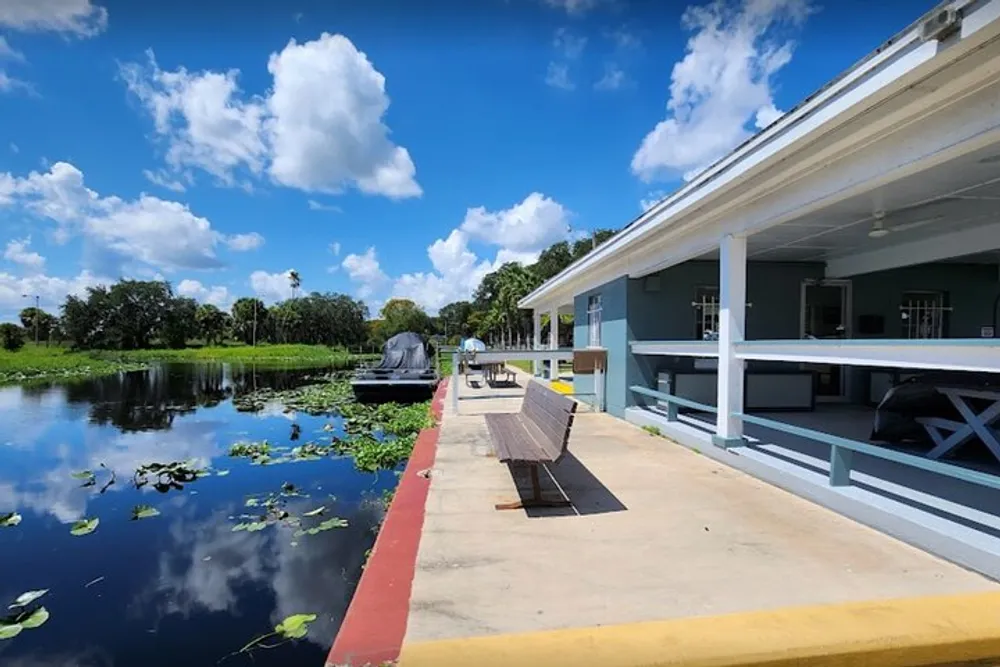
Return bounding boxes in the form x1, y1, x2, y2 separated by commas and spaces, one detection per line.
918, 385, 1000, 464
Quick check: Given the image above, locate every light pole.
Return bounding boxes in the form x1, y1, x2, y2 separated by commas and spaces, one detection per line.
21, 294, 40, 345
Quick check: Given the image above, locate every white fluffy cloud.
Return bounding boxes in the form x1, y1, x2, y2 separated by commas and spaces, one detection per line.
120, 34, 420, 199
0, 269, 107, 316
461, 192, 571, 252
121, 51, 268, 187
225, 232, 264, 252
0, 161, 257, 272
631, 0, 813, 183
341, 248, 389, 300
0, 0, 107, 36
249, 269, 297, 303
391, 193, 572, 313
176, 279, 232, 308
0, 0, 107, 92
3, 236, 45, 270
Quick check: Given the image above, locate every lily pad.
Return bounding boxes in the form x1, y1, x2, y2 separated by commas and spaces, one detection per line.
0, 512, 21, 528
19, 607, 48, 629
232, 521, 267, 533
301, 506, 326, 518
131, 505, 160, 520
0, 623, 22, 640
70, 470, 94, 480
8, 590, 47, 609
70, 517, 99, 536
275, 613, 316, 639
216, 470, 230, 477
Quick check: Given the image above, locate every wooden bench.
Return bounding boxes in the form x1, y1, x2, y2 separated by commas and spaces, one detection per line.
484, 381, 577, 510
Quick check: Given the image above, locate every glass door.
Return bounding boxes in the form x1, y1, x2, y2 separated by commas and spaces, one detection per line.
800, 280, 851, 401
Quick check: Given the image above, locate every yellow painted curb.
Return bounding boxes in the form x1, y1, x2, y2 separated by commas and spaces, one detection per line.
398, 592, 1000, 667
549, 380, 573, 395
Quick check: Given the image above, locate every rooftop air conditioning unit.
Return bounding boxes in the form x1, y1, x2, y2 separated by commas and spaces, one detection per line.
920, 7, 960, 42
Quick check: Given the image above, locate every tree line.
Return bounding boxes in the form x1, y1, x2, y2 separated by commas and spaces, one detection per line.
2, 280, 371, 352
1, 228, 617, 353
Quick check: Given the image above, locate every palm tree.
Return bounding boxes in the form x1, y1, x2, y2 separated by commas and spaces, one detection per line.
288, 270, 301, 299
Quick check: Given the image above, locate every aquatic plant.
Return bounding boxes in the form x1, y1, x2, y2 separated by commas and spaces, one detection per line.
134, 460, 207, 493
8, 590, 47, 609
229, 379, 433, 472
0, 606, 49, 640
0, 512, 21, 528
221, 613, 318, 661
233, 483, 347, 538
228, 441, 272, 464
131, 505, 160, 520
69, 517, 99, 536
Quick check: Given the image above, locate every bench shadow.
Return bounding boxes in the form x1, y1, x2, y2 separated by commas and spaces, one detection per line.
507, 452, 627, 518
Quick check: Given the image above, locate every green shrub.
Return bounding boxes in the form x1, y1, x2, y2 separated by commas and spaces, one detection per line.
0, 324, 25, 352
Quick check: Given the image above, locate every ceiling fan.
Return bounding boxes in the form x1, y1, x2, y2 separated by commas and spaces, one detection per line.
862, 195, 956, 239
866, 210, 945, 238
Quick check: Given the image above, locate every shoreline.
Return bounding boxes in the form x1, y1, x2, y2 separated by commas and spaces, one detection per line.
0, 344, 380, 386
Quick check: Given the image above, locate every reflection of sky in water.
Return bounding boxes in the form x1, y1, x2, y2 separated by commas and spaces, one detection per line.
0, 364, 393, 666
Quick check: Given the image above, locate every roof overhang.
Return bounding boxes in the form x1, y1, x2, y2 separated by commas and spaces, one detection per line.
519, 0, 1000, 310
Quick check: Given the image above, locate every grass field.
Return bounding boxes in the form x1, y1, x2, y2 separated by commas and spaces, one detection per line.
0, 343, 379, 385
89, 343, 371, 365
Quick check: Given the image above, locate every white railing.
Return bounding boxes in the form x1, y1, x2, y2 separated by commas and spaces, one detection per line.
630, 338, 1000, 373
629, 340, 720, 357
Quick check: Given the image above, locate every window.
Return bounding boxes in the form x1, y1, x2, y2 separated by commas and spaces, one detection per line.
900, 291, 949, 339
693, 286, 720, 340
587, 295, 602, 347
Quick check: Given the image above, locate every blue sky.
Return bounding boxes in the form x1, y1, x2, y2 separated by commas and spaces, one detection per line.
0, 0, 935, 319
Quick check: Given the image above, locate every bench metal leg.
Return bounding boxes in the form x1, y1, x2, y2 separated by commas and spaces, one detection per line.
495, 464, 571, 511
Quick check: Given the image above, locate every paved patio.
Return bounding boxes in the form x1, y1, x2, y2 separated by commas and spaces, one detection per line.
405, 370, 997, 644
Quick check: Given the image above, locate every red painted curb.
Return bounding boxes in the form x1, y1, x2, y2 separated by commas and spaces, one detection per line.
327, 379, 448, 667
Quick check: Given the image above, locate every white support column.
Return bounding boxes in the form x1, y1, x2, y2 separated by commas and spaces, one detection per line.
549, 308, 558, 381
533, 310, 543, 376
714, 234, 747, 448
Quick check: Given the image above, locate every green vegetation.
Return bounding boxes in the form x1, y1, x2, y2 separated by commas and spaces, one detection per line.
0, 592, 50, 640
0, 323, 25, 352
641, 425, 664, 437
508, 359, 533, 373
90, 343, 367, 365
225, 613, 319, 661
0, 344, 147, 384
231, 379, 433, 472
69, 517, 99, 536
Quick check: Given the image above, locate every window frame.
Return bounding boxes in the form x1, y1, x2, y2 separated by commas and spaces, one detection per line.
586, 294, 603, 348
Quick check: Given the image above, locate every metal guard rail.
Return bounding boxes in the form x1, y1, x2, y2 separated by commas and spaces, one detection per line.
628, 385, 1000, 492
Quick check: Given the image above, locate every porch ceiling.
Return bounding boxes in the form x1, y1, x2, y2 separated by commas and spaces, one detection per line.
695, 141, 1000, 271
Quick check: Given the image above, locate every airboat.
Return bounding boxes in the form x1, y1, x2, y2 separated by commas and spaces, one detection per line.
350, 331, 439, 403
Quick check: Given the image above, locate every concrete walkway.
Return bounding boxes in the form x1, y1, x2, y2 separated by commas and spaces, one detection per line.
405, 371, 997, 644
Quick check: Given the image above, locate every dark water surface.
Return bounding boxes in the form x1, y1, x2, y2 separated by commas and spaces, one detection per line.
0, 363, 395, 667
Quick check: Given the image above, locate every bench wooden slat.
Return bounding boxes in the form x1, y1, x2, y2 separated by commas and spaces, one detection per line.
485, 413, 550, 462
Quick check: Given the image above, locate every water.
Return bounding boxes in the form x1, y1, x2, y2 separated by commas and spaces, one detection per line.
0, 363, 396, 667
